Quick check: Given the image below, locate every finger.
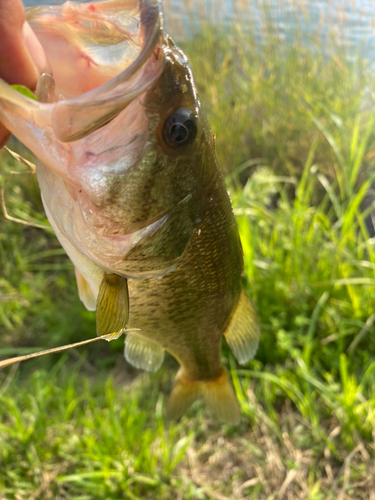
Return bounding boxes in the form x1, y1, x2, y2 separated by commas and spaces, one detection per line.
0, 0, 47, 147
0, 0, 40, 88
0, 123, 10, 148
23, 21, 49, 77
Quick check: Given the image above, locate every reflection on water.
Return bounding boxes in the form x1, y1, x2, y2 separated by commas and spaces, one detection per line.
24, 0, 52, 5
164, 0, 375, 61
22, 0, 375, 61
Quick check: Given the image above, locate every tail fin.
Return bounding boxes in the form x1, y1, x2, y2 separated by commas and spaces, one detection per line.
167, 368, 240, 425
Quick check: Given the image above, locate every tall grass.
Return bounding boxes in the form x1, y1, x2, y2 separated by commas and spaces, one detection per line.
1, 0, 375, 498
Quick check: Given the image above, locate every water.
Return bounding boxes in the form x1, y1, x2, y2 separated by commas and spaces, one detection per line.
22, 0, 375, 62
24, 0, 52, 5
164, 0, 375, 62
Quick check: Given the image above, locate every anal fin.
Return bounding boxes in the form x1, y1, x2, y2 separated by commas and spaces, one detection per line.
124, 333, 164, 372
167, 368, 240, 425
224, 290, 260, 365
96, 273, 129, 339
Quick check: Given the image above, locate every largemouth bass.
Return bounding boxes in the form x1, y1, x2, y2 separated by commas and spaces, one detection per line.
0, 0, 260, 424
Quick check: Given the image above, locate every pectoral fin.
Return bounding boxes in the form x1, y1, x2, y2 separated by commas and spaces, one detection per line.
121, 195, 197, 276
96, 273, 129, 339
75, 268, 96, 311
224, 290, 260, 365
124, 334, 164, 372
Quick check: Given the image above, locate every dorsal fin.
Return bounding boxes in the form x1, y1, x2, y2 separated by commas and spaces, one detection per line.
224, 290, 260, 365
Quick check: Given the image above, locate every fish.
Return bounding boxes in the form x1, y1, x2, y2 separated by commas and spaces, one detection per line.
0, 0, 260, 424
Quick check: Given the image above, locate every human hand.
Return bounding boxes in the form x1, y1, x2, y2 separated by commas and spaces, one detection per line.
0, 0, 47, 147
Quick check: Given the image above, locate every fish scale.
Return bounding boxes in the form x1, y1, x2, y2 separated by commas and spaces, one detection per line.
127, 168, 242, 378
0, 0, 260, 424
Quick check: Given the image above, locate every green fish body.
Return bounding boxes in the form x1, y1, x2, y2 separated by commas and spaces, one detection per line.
0, 0, 260, 424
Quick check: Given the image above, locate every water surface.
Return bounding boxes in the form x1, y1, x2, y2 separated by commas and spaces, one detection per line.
22, 0, 375, 62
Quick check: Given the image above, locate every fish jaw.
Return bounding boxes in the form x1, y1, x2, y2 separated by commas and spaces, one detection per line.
26, 0, 162, 99
0, 0, 177, 277
0, 0, 163, 177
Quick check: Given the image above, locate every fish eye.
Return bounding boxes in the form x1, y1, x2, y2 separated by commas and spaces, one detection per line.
162, 108, 197, 148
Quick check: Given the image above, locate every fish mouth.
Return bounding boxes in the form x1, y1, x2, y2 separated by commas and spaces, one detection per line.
26, 0, 163, 142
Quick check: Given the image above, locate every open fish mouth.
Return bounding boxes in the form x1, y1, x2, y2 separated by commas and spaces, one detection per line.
0, 0, 163, 147
0, 0, 164, 192
27, 0, 162, 99
0, 0, 170, 279
0, 0, 200, 281
27, 0, 163, 142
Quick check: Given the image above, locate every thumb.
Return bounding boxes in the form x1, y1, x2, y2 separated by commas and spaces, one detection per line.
0, 0, 48, 147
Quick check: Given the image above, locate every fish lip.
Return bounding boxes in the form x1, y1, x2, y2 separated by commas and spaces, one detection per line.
37, 0, 164, 142
72, 0, 163, 101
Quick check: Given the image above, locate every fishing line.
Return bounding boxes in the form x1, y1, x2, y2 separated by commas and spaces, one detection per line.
0, 329, 140, 369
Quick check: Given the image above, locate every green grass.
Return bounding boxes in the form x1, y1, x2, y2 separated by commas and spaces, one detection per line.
0, 360, 197, 500
2, 0, 375, 498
